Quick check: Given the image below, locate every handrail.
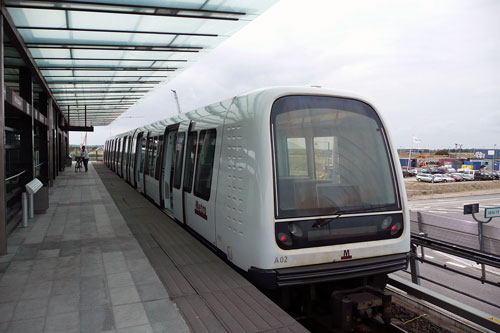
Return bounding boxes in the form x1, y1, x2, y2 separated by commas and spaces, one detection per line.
35, 162, 45, 168
411, 233, 500, 269
5, 170, 27, 182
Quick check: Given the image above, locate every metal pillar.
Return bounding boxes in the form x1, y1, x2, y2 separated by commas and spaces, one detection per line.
0, 13, 7, 255
409, 243, 421, 285
19, 66, 34, 179
47, 97, 54, 186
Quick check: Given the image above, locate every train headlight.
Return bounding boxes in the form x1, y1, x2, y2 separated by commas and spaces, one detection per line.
278, 233, 293, 246
390, 222, 402, 235
288, 223, 303, 237
381, 216, 392, 230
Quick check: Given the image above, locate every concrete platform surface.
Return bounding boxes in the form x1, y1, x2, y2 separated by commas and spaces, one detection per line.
0, 162, 189, 333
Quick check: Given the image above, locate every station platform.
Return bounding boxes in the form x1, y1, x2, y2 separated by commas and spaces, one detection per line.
0, 162, 306, 333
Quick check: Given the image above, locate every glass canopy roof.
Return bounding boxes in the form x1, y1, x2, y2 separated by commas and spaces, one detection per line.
5, 0, 278, 126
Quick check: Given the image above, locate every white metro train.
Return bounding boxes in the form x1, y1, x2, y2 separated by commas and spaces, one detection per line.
105, 87, 410, 290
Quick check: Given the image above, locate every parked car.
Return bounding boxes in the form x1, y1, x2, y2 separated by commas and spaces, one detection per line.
432, 174, 446, 182
474, 172, 493, 181
440, 174, 456, 182
461, 173, 475, 181
488, 172, 500, 180
416, 173, 443, 183
450, 173, 464, 181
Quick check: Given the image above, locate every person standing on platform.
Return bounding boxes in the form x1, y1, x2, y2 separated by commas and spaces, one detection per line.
81, 145, 89, 172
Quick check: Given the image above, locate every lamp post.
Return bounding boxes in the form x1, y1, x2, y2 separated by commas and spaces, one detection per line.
493, 144, 497, 171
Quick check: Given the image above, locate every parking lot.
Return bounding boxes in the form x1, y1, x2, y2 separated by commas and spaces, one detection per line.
404, 177, 500, 199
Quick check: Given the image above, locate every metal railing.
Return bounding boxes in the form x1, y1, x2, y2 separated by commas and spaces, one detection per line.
407, 232, 500, 306
5, 169, 27, 182
388, 233, 500, 332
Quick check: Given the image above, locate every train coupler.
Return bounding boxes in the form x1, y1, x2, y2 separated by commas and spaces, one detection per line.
331, 288, 392, 330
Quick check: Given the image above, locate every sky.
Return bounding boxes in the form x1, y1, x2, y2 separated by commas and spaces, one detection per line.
70, 0, 500, 150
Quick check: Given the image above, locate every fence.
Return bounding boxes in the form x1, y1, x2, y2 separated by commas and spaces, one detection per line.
410, 210, 500, 256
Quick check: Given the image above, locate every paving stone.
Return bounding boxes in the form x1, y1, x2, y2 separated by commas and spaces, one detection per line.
5, 260, 33, 273
0, 301, 16, 322
81, 262, 106, 277
136, 282, 168, 302
0, 271, 28, 288
37, 249, 60, 258
112, 302, 149, 329
13, 297, 49, 320
0, 286, 23, 303
32, 258, 59, 271
51, 279, 80, 296
44, 311, 79, 333
80, 287, 110, 310
21, 281, 53, 299
130, 269, 161, 286
81, 274, 107, 291
80, 305, 115, 333
143, 299, 189, 333
6, 317, 45, 333
27, 267, 55, 284
110, 285, 141, 306
117, 323, 154, 333
126, 258, 151, 272
107, 272, 135, 289
48, 293, 80, 315
104, 259, 129, 275
13, 246, 39, 261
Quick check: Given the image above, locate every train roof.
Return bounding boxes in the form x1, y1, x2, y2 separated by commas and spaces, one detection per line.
107, 86, 376, 141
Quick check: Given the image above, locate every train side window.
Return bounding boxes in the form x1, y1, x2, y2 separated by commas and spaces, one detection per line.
286, 137, 308, 177
149, 136, 157, 177
118, 139, 123, 164
155, 135, 163, 180
183, 131, 198, 192
194, 129, 216, 201
144, 137, 151, 175
139, 136, 147, 173
122, 137, 127, 166
173, 133, 185, 189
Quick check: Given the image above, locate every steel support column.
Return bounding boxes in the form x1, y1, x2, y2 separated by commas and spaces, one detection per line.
19, 66, 34, 179
38, 92, 49, 185
0, 12, 7, 255
47, 97, 54, 186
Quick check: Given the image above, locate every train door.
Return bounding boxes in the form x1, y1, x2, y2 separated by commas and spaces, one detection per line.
171, 121, 190, 223
135, 132, 147, 193
123, 136, 130, 182
183, 127, 218, 245
160, 125, 178, 213
112, 139, 117, 171
117, 138, 123, 175
120, 137, 127, 178
128, 130, 137, 186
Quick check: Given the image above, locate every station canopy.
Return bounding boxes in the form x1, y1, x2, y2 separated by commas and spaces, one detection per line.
5, 0, 278, 126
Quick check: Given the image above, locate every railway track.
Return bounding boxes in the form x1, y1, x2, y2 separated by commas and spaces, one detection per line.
266, 285, 475, 333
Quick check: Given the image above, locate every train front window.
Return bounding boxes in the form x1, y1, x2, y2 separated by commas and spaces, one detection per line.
272, 95, 399, 218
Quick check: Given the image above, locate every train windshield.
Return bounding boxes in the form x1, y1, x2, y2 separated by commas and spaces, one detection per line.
272, 95, 399, 218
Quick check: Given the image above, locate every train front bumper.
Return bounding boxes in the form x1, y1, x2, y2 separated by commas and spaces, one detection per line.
248, 252, 409, 289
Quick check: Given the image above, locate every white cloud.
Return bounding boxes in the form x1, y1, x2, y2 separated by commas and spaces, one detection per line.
74, 0, 500, 150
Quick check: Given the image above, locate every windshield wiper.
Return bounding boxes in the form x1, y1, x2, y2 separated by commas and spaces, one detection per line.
313, 209, 343, 228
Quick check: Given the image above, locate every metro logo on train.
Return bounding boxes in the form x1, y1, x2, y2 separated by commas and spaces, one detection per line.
341, 249, 352, 260
104, 87, 410, 290
195, 201, 208, 220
